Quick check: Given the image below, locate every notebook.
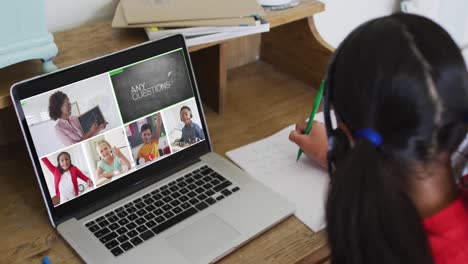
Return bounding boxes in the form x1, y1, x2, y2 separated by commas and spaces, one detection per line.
226, 113, 331, 232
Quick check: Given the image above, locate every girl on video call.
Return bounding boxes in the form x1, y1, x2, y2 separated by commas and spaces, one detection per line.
96, 140, 131, 179
48, 91, 107, 147
41, 152, 93, 205
289, 14, 468, 264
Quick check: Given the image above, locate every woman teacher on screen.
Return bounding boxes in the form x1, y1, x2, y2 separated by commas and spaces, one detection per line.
48, 91, 107, 146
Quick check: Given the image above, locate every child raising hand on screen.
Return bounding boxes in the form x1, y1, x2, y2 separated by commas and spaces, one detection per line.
137, 112, 162, 163
96, 140, 131, 179
41, 152, 93, 205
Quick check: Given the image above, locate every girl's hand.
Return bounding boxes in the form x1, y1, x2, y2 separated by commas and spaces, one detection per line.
113, 146, 124, 158
155, 113, 162, 126
289, 120, 328, 169
87, 179, 94, 188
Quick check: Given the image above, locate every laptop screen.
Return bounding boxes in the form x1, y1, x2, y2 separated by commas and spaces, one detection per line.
18, 47, 207, 208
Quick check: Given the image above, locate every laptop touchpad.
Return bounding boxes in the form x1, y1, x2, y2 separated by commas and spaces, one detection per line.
166, 214, 240, 262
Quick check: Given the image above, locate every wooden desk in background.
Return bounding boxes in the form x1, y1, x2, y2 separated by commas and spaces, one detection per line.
0, 0, 332, 263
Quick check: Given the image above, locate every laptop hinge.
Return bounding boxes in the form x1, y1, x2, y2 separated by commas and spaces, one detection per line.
58, 157, 202, 225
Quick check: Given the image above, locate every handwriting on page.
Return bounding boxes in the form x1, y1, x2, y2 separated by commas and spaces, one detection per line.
226, 122, 329, 232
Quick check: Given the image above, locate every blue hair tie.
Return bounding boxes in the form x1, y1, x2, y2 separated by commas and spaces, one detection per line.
356, 128, 382, 147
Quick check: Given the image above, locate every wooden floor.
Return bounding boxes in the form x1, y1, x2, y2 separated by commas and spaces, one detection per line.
0, 61, 329, 263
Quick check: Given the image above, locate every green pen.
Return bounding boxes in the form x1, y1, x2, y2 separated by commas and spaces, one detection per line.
296, 80, 325, 161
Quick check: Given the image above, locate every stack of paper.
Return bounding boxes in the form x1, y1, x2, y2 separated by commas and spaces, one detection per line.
145, 17, 269, 47
112, 0, 268, 46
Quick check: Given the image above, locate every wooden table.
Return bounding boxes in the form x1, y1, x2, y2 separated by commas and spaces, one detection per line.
0, 0, 333, 263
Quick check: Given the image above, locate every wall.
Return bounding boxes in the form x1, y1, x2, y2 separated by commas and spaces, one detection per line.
45, 0, 118, 32
44, 0, 399, 70
45, 0, 398, 46
314, 0, 399, 48
400, 0, 468, 63
315, 0, 468, 61
45, 1, 468, 65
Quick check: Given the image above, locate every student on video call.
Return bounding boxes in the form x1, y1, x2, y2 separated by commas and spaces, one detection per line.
288, 14, 468, 264
137, 113, 162, 163
180, 106, 205, 144
49, 91, 107, 146
96, 140, 131, 179
41, 152, 93, 205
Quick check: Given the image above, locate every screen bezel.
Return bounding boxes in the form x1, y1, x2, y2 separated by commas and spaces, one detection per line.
11, 34, 211, 225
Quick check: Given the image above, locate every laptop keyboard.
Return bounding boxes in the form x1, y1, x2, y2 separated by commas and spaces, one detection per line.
84, 165, 240, 257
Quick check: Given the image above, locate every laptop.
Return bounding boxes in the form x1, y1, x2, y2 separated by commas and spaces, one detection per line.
11, 34, 294, 264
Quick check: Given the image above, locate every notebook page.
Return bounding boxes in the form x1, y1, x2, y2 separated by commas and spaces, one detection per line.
226, 113, 330, 232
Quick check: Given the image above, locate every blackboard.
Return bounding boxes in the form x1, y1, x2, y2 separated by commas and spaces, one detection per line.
78, 106, 106, 134
110, 49, 193, 123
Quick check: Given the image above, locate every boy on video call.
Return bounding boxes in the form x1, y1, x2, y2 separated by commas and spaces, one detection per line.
180, 106, 205, 144
137, 113, 162, 163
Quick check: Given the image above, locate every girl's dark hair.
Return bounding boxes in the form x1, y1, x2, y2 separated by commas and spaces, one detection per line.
326, 13, 468, 264
56, 152, 74, 174
49, 91, 68, 120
